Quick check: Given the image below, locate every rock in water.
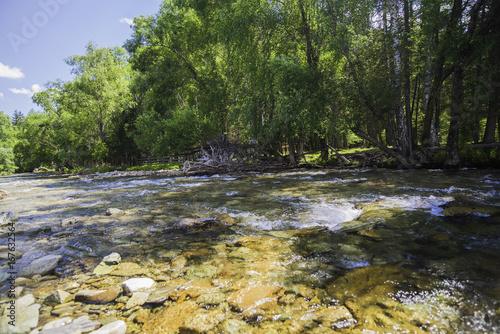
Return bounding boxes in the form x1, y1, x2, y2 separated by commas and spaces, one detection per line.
19, 255, 62, 278
106, 208, 124, 216
88, 320, 127, 334
102, 252, 121, 265
122, 277, 156, 295
228, 286, 281, 312
38, 315, 100, 334
0, 211, 17, 226
93, 252, 121, 276
44, 290, 73, 305
172, 218, 204, 230
75, 288, 120, 304
216, 213, 239, 226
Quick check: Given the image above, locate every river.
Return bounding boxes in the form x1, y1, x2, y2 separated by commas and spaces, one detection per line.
1, 168, 499, 333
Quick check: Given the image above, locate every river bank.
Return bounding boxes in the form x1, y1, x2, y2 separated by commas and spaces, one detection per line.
1, 169, 499, 333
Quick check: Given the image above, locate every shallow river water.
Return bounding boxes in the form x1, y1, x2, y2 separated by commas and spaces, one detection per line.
1, 168, 500, 333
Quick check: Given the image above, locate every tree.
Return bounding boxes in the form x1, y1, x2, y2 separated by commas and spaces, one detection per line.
0, 111, 16, 173
31, 43, 133, 166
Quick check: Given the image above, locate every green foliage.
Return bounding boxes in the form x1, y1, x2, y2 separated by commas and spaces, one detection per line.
0, 112, 16, 173
125, 163, 182, 171
7, 0, 500, 171
132, 106, 212, 156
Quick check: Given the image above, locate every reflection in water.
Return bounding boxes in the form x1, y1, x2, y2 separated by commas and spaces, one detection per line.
1, 169, 499, 332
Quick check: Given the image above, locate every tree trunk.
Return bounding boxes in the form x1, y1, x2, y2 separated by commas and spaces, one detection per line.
288, 137, 297, 165
320, 136, 329, 161
444, 66, 464, 168
483, 106, 498, 143
389, 0, 411, 157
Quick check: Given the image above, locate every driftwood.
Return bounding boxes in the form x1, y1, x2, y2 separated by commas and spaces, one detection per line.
183, 135, 265, 174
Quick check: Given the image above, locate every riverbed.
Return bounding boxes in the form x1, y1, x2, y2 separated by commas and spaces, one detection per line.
1, 168, 499, 333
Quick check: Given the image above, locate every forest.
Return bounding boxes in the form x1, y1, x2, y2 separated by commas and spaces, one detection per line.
0, 0, 499, 173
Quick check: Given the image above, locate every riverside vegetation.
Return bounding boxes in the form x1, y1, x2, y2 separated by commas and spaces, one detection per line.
0, 169, 499, 333
1, 0, 500, 174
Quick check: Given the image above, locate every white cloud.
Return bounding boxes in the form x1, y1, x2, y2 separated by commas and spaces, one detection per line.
9, 84, 42, 96
0, 92, 4, 99
31, 84, 42, 93
0, 62, 24, 79
120, 17, 134, 25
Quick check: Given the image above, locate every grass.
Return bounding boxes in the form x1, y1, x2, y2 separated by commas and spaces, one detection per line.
66, 162, 183, 175
124, 163, 183, 171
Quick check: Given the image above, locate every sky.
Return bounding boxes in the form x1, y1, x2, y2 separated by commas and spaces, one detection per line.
0, 0, 163, 118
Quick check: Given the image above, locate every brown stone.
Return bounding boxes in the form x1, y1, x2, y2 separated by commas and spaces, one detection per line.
228, 286, 281, 312
74, 288, 120, 304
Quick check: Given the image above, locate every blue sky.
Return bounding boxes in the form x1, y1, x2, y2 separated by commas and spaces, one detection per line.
0, 0, 162, 118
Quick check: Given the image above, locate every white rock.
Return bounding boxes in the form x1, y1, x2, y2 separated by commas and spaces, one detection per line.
89, 320, 127, 334
16, 294, 35, 310
39, 315, 100, 334
0, 303, 40, 334
122, 278, 156, 295
42, 317, 72, 330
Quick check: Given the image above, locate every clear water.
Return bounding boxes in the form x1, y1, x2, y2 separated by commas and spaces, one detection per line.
1, 168, 499, 332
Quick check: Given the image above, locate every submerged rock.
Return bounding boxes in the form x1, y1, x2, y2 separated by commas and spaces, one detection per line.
173, 218, 204, 230
216, 213, 239, 226
440, 205, 500, 217
142, 300, 199, 334
19, 255, 62, 278
196, 292, 227, 305
228, 285, 281, 312
326, 264, 440, 332
109, 262, 148, 276
219, 319, 253, 333
186, 264, 218, 280
180, 312, 225, 333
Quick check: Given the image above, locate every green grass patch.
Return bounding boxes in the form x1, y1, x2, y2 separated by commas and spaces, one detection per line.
124, 163, 182, 171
